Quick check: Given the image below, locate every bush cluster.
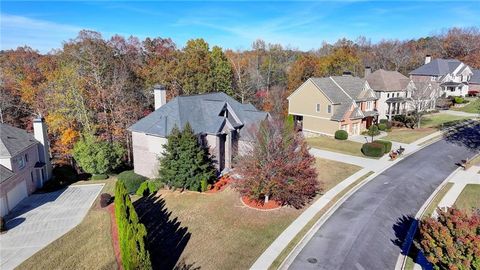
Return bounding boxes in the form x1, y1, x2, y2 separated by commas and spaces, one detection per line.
362, 142, 385, 157
100, 193, 112, 208
454, 96, 464, 104
115, 181, 152, 270
92, 174, 109, 180
367, 125, 380, 136
334, 130, 348, 140
118, 170, 147, 194
372, 140, 392, 153
52, 165, 79, 184
136, 180, 162, 197
377, 123, 387, 131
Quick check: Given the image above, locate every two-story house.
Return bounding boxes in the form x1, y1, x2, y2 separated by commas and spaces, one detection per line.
0, 117, 52, 217
409, 55, 473, 97
287, 74, 378, 137
366, 68, 438, 120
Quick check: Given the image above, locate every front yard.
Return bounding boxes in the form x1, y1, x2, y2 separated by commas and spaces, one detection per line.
306, 136, 368, 158
382, 113, 471, 144
451, 97, 480, 114
17, 179, 117, 270
134, 158, 361, 270
454, 184, 480, 213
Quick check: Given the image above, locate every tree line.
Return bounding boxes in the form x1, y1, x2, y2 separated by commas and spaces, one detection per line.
1, 27, 479, 165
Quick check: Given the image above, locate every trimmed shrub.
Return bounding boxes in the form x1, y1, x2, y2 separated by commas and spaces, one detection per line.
200, 179, 208, 192
373, 140, 392, 153
362, 142, 385, 157
52, 165, 78, 184
115, 181, 152, 269
379, 119, 389, 124
135, 180, 161, 197
454, 97, 464, 104
334, 130, 348, 140
92, 174, 108, 180
100, 193, 112, 208
0, 217, 5, 232
367, 125, 380, 136
118, 170, 147, 194
377, 123, 387, 131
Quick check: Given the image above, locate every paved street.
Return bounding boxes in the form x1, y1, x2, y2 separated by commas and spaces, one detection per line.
286, 124, 479, 270
0, 184, 103, 270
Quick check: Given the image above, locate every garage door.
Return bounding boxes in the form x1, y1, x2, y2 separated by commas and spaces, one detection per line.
7, 180, 28, 212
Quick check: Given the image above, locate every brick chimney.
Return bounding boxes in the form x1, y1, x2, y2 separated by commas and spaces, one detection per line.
33, 116, 52, 181
154, 84, 167, 110
425, 55, 432, 64
364, 66, 372, 78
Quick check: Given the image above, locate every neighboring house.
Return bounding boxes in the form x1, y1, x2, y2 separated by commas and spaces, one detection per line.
469, 69, 480, 94
287, 74, 379, 137
128, 85, 269, 178
409, 55, 473, 97
0, 117, 52, 217
366, 68, 437, 120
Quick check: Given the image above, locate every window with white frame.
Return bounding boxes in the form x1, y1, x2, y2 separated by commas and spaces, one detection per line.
316, 104, 320, 112
15, 155, 26, 170
327, 105, 331, 114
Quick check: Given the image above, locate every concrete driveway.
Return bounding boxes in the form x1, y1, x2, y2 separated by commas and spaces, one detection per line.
286, 124, 479, 270
0, 184, 103, 270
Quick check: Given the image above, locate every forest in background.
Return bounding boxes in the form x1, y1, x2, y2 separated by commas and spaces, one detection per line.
1, 26, 479, 165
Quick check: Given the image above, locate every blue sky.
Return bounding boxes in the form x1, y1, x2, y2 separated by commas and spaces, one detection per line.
1, 1, 480, 53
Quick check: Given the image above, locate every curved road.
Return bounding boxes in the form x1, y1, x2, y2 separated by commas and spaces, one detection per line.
287, 124, 480, 270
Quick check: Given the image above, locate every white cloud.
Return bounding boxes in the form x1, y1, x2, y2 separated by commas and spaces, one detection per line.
0, 13, 85, 53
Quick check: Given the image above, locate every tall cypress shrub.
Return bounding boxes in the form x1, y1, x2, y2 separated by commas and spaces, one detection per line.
114, 181, 152, 270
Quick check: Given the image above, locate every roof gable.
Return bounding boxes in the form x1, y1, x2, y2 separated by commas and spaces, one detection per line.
409, 59, 462, 76
0, 124, 38, 158
366, 69, 410, 91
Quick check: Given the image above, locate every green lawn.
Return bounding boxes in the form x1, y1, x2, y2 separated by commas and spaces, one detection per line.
451, 98, 480, 114
134, 158, 361, 270
383, 113, 471, 144
423, 182, 454, 217
17, 179, 117, 270
306, 136, 371, 158
454, 184, 480, 213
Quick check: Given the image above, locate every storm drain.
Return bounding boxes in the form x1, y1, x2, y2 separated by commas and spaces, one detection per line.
307, 258, 318, 264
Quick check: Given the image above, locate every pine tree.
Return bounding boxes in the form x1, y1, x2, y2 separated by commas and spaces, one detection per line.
158, 123, 216, 191
158, 125, 181, 188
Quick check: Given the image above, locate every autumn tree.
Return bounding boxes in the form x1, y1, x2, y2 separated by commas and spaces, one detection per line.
234, 120, 319, 208
287, 54, 326, 92
418, 207, 480, 270
210, 46, 234, 96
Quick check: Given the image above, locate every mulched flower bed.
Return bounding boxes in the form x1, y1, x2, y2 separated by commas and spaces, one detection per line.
241, 196, 282, 210
205, 176, 231, 193
106, 204, 122, 269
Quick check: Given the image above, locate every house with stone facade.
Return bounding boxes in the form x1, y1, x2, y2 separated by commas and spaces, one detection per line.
128, 85, 269, 178
366, 68, 438, 120
409, 56, 473, 97
287, 74, 378, 137
0, 117, 52, 217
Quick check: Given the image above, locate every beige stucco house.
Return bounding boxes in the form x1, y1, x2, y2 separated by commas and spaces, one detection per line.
288, 75, 378, 137
128, 85, 269, 178
0, 117, 52, 217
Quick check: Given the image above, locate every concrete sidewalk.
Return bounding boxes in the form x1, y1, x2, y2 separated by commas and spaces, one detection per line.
439, 109, 479, 118
250, 168, 372, 270
308, 148, 389, 171
436, 165, 480, 213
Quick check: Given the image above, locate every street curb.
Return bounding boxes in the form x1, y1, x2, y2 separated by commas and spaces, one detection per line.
274, 129, 452, 270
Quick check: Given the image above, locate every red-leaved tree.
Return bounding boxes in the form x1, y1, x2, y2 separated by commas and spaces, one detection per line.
418, 207, 480, 270
234, 120, 320, 208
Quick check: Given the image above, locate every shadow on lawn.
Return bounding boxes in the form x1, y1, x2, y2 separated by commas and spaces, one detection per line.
134, 195, 196, 270
443, 122, 480, 151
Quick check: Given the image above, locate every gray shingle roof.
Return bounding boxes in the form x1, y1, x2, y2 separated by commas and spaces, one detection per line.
366, 69, 410, 92
409, 59, 462, 76
128, 92, 269, 138
309, 76, 377, 121
0, 124, 38, 158
0, 164, 14, 184
470, 69, 480, 84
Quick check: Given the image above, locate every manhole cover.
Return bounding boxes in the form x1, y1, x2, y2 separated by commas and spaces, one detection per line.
307, 258, 318, 264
